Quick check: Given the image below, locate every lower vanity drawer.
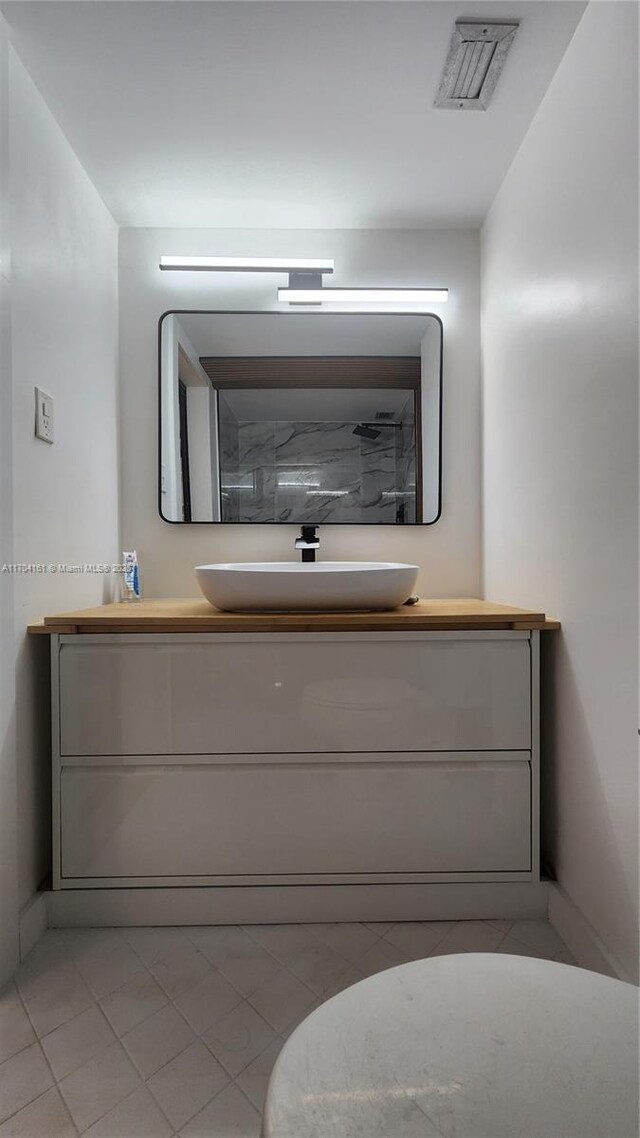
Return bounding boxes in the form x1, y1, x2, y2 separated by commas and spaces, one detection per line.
59, 754, 531, 881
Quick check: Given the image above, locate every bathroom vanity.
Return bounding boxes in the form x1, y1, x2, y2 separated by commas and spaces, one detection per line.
32, 600, 557, 926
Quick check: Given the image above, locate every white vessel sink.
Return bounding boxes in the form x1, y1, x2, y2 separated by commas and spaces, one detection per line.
195, 561, 419, 613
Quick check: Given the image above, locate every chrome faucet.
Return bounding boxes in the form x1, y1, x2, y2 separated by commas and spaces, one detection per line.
295, 525, 319, 563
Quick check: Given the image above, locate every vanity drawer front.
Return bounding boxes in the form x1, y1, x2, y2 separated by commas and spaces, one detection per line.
59, 755, 531, 879
59, 634, 531, 756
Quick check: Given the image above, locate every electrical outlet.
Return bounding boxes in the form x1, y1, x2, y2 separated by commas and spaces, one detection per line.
35, 388, 54, 443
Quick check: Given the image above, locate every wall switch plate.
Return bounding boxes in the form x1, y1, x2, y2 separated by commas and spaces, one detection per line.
35, 388, 54, 443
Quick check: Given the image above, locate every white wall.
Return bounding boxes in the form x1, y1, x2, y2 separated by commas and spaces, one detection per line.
176, 317, 220, 522
0, 12, 20, 985
119, 227, 481, 596
482, 2, 638, 980
5, 40, 120, 935
160, 312, 182, 522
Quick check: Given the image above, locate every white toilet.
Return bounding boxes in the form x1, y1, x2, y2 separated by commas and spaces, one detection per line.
264, 953, 639, 1138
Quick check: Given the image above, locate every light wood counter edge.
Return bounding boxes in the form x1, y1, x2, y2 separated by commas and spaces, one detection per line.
28, 598, 561, 634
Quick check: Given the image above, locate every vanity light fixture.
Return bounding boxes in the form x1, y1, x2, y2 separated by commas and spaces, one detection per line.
278, 286, 448, 306
159, 255, 334, 274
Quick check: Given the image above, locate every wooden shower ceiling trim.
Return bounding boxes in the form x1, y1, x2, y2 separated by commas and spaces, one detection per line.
200, 357, 421, 389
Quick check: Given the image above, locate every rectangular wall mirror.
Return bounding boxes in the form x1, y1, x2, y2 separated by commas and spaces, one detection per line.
159, 311, 442, 525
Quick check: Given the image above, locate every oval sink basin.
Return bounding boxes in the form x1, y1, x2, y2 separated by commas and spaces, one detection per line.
195, 562, 419, 613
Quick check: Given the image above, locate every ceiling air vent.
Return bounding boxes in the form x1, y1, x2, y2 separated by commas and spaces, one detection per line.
435, 21, 518, 111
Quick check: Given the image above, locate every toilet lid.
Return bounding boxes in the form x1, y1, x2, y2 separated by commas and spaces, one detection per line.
264, 952, 638, 1138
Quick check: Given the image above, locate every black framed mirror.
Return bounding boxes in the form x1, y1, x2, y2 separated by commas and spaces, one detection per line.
159, 311, 442, 525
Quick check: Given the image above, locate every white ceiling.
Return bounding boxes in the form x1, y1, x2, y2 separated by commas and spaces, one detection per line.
177, 311, 434, 356
220, 386, 413, 424
1, 1, 586, 229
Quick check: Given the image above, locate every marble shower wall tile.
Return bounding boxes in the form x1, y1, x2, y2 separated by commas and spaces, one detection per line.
274, 422, 359, 469
218, 395, 241, 522
359, 429, 398, 521
276, 487, 364, 524
220, 418, 416, 524
218, 396, 239, 466
276, 421, 362, 524
395, 406, 417, 523
236, 467, 278, 523
238, 422, 275, 466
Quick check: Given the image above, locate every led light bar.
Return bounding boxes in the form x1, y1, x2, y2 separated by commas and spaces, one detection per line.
160, 255, 334, 273
278, 287, 448, 306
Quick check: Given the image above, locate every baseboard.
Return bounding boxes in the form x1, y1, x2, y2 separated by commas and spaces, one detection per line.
46, 880, 549, 928
548, 883, 633, 982
19, 892, 48, 959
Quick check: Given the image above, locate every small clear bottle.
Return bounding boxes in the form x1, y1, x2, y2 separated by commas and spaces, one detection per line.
121, 551, 142, 602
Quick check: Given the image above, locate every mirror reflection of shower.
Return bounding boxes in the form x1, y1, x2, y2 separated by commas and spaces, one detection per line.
217, 387, 417, 524
159, 312, 442, 525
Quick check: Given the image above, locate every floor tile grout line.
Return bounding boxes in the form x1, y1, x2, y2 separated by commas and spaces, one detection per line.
83, 1081, 174, 1138
86, 960, 185, 1138
18, 930, 96, 1017
0, 1083, 80, 1135
198, 1006, 279, 1080
41, 996, 118, 1068
238, 923, 369, 999
97, 924, 378, 1048
92, 953, 156, 1024
434, 925, 512, 957
378, 918, 538, 957
121, 926, 196, 972
175, 1070, 264, 1136
494, 927, 511, 952
232, 1074, 268, 1123
120, 1009, 193, 1083
240, 919, 385, 970
15, 930, 70, 992
168, 920, 382, 1002
73, 951, 150, 1006
192, 939, 332, 1007
143, 1058, 216, 1136
84, 965, 149, 1006
99, 977, 169, 1040
58, 929, 136, 994
109, 956, 242, 1068
139, 1015, 268, 1136
51, 1035, 119, 1109
140, 932, 268, 1010
114, 975, 240, 1133
227, 923, 329, 979
301, 921, 388, 948
503, 925, 573, 957
0, 1029, 37, 1067
379, 924, 449, 954
283, 955, 355, 998
7, 981, 80, 1136
55, 1038, 145, 1138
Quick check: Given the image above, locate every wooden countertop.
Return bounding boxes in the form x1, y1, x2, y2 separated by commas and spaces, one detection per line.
29, 598, 559, 634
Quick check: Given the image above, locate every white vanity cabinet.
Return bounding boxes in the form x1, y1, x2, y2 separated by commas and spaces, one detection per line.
50, 629, 540, 891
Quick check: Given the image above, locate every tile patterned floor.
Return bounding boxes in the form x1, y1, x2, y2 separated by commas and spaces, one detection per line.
0, 919, 575, 1137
